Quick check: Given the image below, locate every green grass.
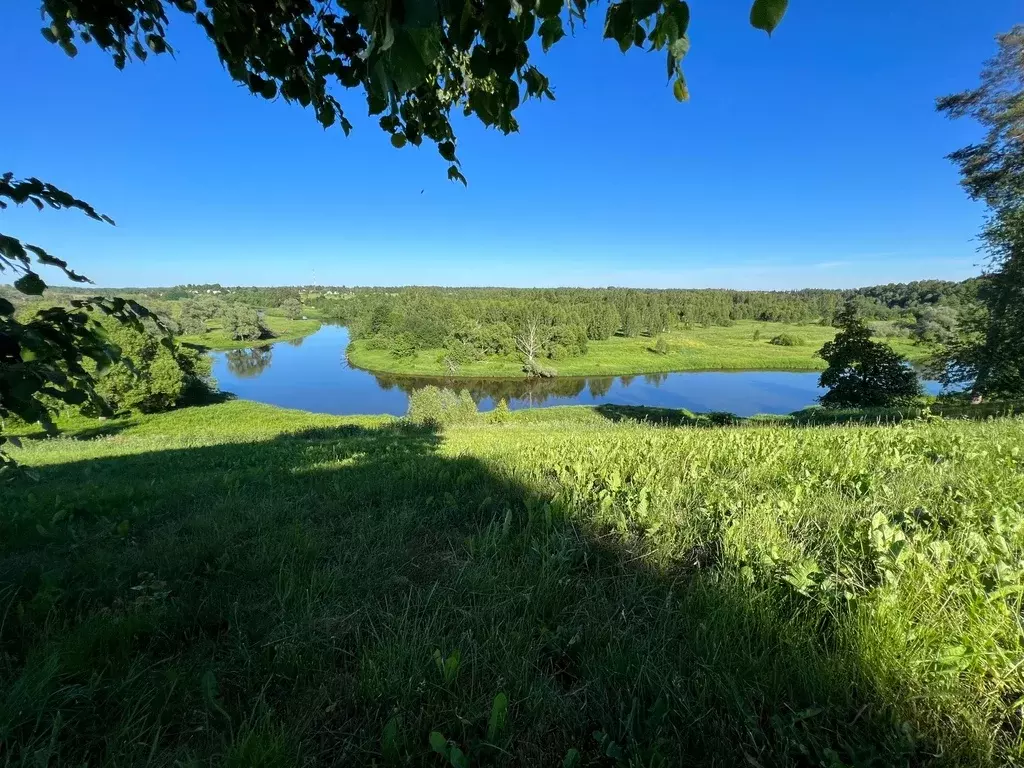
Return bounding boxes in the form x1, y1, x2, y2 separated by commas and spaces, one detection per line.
3, 400, 1023, 765
178, 315, 321, 351
348, 320, 928, 378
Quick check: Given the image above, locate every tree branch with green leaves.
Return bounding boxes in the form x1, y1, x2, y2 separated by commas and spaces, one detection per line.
38, 0, 788, 183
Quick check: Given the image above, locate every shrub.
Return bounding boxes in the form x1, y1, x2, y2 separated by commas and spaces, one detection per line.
523, 360, 556, 378
407, 386, 478, 427
770, 333, 804, 347
388, 333, 418, 358
705, 411, 740, 426
488, 398, 512, 423
752, 329, 761, 341
94, 322, 212, 413
653, 336, 669, 355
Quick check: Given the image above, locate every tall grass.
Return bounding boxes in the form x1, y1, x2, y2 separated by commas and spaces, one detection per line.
1, 401, 1022, 765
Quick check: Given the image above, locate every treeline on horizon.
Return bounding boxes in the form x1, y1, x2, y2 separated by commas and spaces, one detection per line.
3, 278, 982, 363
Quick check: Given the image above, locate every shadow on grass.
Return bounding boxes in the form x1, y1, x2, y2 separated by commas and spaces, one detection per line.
0, 420, 987, 765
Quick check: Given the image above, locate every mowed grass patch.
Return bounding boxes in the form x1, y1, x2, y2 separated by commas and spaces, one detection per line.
348, 320, 929, 378
2, 401, 1023, 765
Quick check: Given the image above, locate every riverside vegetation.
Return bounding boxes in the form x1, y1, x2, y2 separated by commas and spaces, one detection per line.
3, 399, 1024, 765
321, 283, 969, 378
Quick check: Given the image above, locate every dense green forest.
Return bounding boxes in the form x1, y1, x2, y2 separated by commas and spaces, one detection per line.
1, 278, 980, 370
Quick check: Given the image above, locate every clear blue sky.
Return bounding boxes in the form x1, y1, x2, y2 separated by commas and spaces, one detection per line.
1, 2, 1018, 289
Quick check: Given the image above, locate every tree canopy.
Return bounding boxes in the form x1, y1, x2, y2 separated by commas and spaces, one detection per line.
38, 0, 788, 181
817, 303, 920, 409
936, 26, 1024, 397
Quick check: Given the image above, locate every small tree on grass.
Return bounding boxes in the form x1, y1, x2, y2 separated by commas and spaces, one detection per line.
653, 336, 669, 355
818, 303, 920, 408
280, 298, 303, 320
224, 304, 267, 341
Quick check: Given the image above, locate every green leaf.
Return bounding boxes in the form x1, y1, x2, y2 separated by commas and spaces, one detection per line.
539, 17, 565, 51
631, 0, 661, 19
40, 27, 58, 43
667, 0, 690, 37
447, 165, 467, 185
448, 746, 469, 768
562, 748, 581, 768
429, 731, 448, 755
260, 79, 278, 99
404, 0, 439, 28
391, 133, 408, 148
487, 691, 509, 741
438, 141, 457, 162
603, 3, 636, 53
14, 273, 46, 296
469, 46, 491, 78
536, 0, 563, 19
749, 0, 787, 35
381, 714, 401, 761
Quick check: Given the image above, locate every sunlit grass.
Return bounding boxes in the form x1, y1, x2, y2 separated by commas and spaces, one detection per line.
2, 400, 1022, 764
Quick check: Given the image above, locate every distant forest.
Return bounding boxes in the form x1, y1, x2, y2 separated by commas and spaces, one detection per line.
3, 279, 980, 365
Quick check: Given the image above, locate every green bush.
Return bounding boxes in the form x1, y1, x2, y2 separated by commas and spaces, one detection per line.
770, 333, 804, 347
407, 386, 478, 427
94, 322, 212, 413
388, 332, 418, 358
653, 336, 669, 355
488, 398, 512, 423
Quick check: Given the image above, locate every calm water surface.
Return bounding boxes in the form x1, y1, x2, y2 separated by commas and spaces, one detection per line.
211, 325, 942, 418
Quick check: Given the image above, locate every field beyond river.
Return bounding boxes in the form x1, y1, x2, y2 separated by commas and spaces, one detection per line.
347, 320, 926, 378
4, 400, 1023, 765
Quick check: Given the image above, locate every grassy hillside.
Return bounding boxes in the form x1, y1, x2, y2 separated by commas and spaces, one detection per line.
3, 402, 1023, 765
177, 315, 320, 350
348, 320, 927, 377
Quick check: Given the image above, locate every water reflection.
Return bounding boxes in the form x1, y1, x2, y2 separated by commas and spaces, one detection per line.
225, 346, 274, 378
372, 371, 597, 407
210, 325, 944, 418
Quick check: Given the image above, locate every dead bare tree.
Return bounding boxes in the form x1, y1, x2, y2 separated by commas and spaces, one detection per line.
515, 319, 542, 368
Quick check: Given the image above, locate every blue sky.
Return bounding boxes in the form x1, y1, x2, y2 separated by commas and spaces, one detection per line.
1, 2, 1018, 289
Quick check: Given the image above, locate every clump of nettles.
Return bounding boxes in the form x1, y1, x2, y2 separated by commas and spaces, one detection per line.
407, 386, 478, 427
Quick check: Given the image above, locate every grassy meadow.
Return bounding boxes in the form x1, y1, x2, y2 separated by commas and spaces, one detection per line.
177, 314, 320, 351
348, 320, 927, 378
3, 400, 1023, 765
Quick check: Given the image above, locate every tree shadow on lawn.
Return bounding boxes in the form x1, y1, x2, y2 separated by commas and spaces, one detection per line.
0, 421, 990, 766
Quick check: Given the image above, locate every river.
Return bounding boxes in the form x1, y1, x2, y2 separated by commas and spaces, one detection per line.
210, 325, 943, 417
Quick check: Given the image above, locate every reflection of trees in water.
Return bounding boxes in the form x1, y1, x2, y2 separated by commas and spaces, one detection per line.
643, 372, 668, 387
371, 373, 621, 407
588, 378, 613, 398
285, 336, 305, 348
225, 346, 273, 378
